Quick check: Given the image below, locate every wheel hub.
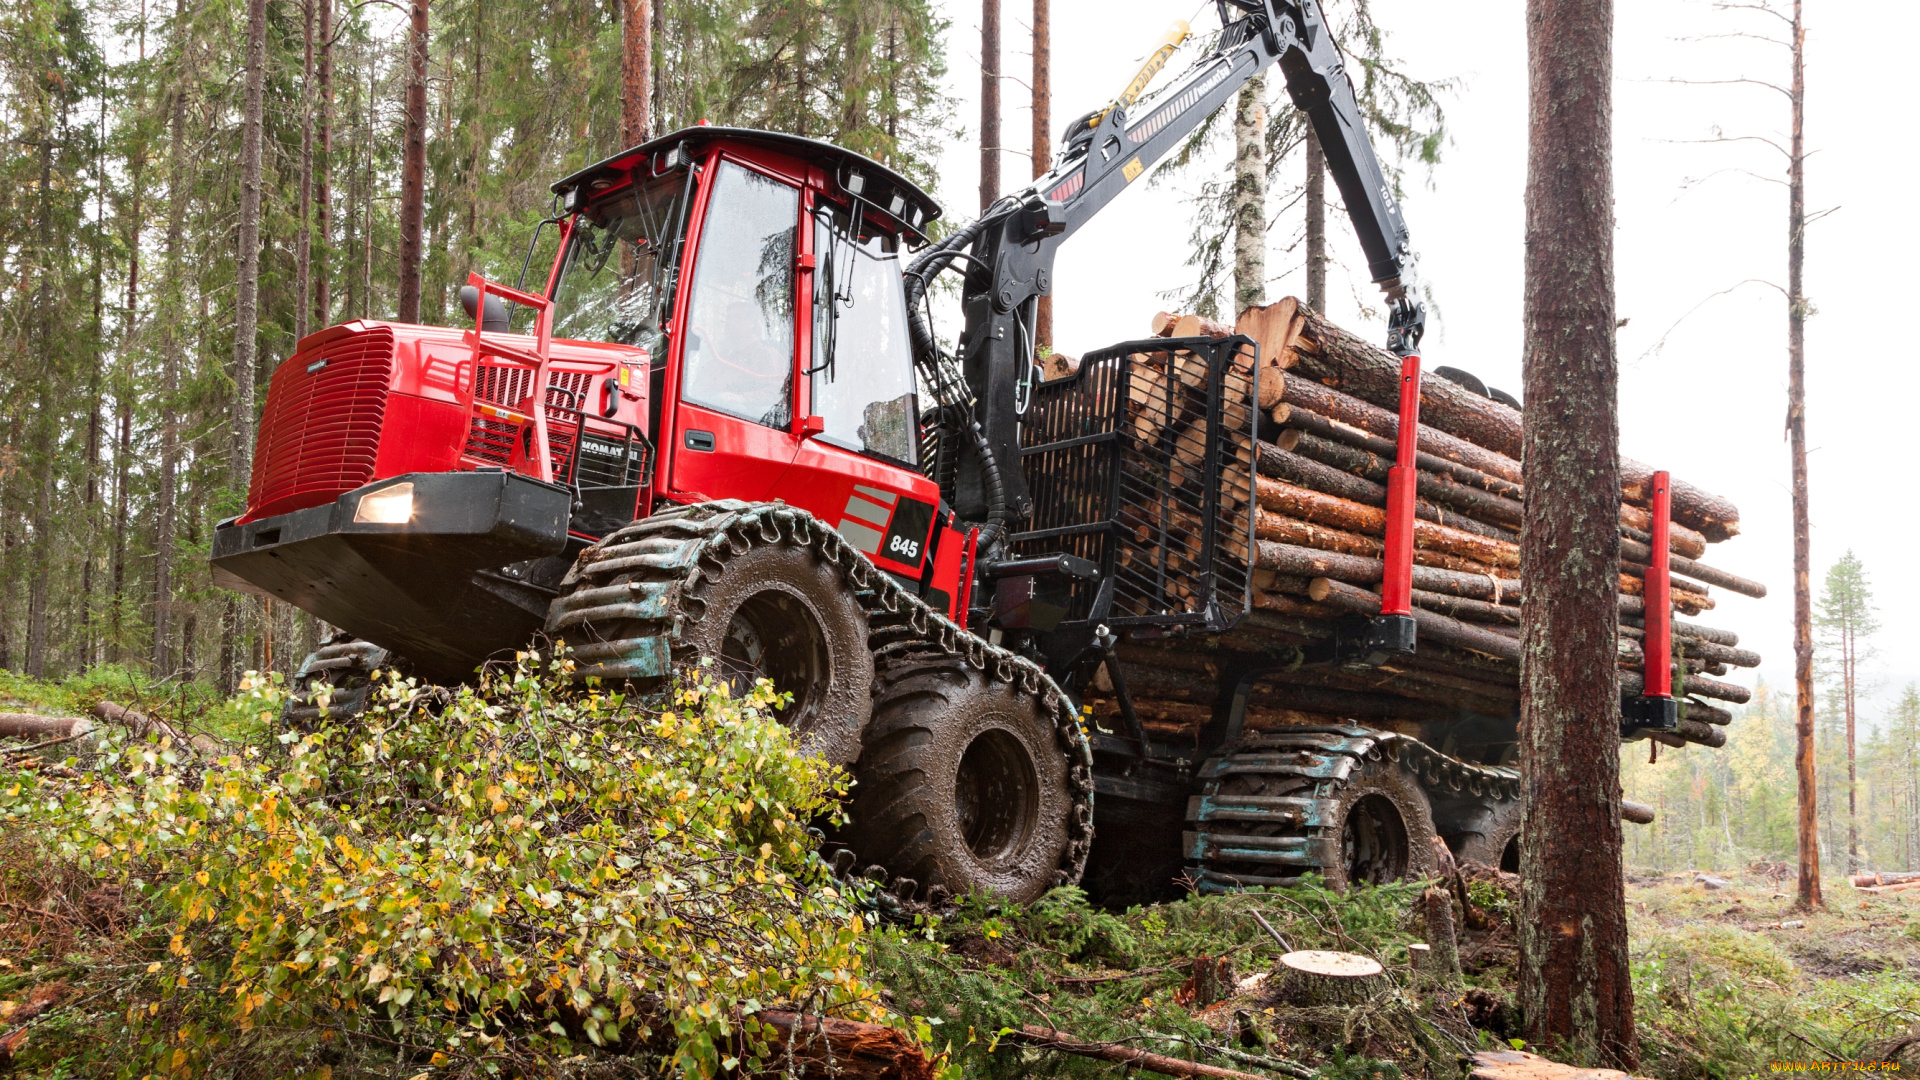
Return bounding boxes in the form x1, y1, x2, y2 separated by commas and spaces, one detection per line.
715, 589, 830, 728
1341, 793, 1410, 886
954, 729, 1038, 863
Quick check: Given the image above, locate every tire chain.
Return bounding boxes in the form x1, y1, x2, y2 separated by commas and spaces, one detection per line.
547, 500, 1096, 890
281, 637, 393, 729
1188, 724, 1519, 890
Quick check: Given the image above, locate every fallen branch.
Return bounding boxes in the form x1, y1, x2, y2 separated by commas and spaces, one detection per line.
0, 982, 70, 1066
1008, 1025, 1279, 1080
0, 713, 92, 741
90, 701, 224, 755
751, 1010, 933, 1080
1849, 870, 1920, 888
1855, 880, 1920, 895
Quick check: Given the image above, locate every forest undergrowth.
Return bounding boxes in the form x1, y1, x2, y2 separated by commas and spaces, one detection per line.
0, 667, 1917, 1078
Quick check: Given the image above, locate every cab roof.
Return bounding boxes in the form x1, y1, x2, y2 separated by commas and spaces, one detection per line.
552, 126, 944, 244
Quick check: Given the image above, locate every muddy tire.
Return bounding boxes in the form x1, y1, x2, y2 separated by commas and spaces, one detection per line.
1316, 755, 1437, 890
1452, 796, 1522, 873
1189, 729, 1438, 893
282, 637, 393, 729
841, 654, 1080, 903
547, 504, 872, 766
673, 541, 874, 766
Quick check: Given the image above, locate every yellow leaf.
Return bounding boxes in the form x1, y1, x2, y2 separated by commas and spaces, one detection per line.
367, 963, 391, 986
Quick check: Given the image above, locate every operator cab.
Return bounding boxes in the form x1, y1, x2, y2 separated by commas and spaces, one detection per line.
548, 128, 939, 463
546, 129, 956, 594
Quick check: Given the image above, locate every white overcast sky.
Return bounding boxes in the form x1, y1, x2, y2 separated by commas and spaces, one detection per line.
923, 0, 1920, 723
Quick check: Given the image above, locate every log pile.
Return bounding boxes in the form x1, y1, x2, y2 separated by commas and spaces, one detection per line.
1079, 299, 1759, 750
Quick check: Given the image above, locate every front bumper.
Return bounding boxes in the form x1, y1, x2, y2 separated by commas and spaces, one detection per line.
212, 471, 573, 681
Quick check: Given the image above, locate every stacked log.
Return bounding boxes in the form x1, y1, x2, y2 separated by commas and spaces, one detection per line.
1082, 300, 1760, 750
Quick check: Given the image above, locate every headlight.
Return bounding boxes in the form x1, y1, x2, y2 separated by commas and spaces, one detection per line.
354, 482, 415, 524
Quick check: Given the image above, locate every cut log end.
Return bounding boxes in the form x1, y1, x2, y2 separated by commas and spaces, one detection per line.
1273, 950, 1387, 1007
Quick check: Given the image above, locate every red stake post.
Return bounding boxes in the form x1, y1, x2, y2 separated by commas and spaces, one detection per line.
1642, 470, 1673, 699
1378, 353, 1421, 617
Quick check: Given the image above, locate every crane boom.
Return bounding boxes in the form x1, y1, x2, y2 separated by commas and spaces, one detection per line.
929, 0, 1425, 521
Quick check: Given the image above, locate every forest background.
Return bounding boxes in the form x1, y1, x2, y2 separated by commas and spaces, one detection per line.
1, 0, 1915, 874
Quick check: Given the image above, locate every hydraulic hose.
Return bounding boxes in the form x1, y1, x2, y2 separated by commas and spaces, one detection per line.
904, 206, 1019, 548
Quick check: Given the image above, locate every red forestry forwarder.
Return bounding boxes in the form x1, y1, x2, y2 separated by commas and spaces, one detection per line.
213, 1, 1719, 902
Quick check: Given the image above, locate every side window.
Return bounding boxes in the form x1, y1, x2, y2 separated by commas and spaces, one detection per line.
681, 162, 798, 429
810, 216, 918, 466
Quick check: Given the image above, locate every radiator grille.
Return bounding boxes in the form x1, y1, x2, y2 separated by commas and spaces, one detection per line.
248, 328, 396, 518
1014, 336, 1255, 628
463, 364, 604, 467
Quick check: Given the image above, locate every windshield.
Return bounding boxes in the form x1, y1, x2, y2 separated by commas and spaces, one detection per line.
550, 172, 690, 352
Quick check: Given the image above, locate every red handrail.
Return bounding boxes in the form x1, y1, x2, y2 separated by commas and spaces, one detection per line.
465, 272, 557, 484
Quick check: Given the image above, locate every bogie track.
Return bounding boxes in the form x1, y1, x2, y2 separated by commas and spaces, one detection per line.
1185, 726, 1519, 892
545, 500, 1095, 898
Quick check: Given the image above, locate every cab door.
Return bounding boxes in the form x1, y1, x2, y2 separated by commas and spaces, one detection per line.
665, 158, 804, 501
769, 206, 942, 587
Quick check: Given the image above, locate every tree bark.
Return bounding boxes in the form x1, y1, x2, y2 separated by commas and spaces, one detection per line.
979, 0, 999, 212
1281, 372, 1525, 486
1517, 0, 1637, 1064
1305, 128, 1326, 313
1787, 0, 1820, 912
396, 0, 429, 323
1233, 73, 1266, 317
1032, 0, 1050, 349
154, 14, 188, 677
1289, 310, 1739, 541
622, 0, 651, 145
296, 0, 315, 344
315, 0, 333, 328
234, 0, 268, 490
1008, 1026, 1274, 1080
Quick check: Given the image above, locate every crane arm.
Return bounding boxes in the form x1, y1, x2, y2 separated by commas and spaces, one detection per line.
939, 0, 1424, 521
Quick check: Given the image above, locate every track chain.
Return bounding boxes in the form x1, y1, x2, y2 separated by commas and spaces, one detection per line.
1186, 725, 1519, 891
546, 500, 1096, 887
282, 637, 393, 729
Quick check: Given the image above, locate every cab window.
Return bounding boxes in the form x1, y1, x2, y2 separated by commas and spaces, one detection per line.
550, 173, 688, 352
810, 213, 917, 466
680, 161, 798, 429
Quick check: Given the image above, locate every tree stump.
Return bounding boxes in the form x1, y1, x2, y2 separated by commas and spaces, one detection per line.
1419, 886, 1461, 986
1182, 955, 1236, 1008
1272, 950, 1386, 1006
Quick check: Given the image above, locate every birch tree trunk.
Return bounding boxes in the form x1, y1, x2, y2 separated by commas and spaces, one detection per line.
296, 0, 314, 343
315, 0, 333, 328
1232, 73, 1266, 317
979, 0, 999, 212
1517, 0, 1637, 1066
1032, 0, 1050, 349
1305, 127, 1326, 313
154, 23, 189, 677
234, 0, 267, 487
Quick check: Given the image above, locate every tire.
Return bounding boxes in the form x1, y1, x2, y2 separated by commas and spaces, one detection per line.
551, 507, 874, 767
1194, 737, 1437, 893
841, 655, 1079, 903
1453, 796, 1522, 873
674, 541, 874, 767
1316, 755, 1437, 891
282, 637, 393, 729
